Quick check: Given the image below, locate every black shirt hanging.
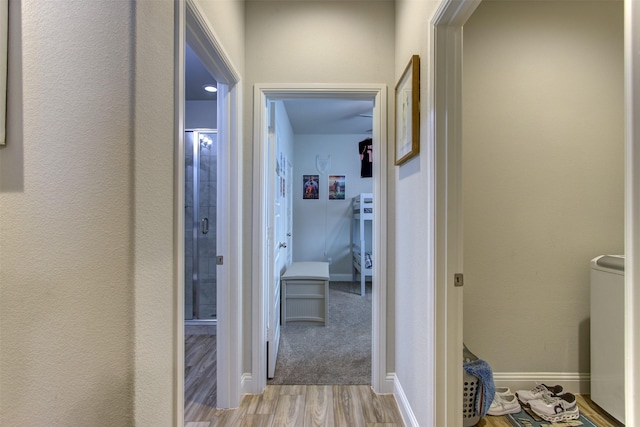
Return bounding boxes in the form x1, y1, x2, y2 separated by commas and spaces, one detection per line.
359, 138, 372, 178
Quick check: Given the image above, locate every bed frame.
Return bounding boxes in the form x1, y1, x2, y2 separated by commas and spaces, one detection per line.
351, 193, 373, 296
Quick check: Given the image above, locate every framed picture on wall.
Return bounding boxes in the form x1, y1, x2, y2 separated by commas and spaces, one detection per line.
395, 55, 420, 165
303, 174, 319, 199
328, 175, 346, 200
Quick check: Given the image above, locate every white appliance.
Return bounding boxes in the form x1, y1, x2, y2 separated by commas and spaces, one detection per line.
590, 255, 625, 424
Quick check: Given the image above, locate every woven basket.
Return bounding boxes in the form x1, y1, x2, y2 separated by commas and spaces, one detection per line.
463, 344, 482, 427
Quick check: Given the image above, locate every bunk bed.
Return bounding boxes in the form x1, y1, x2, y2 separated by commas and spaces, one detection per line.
351, 193, 373, 296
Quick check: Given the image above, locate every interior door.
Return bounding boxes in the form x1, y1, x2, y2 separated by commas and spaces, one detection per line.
286, 161, 293, 266
267, 102, 285, 379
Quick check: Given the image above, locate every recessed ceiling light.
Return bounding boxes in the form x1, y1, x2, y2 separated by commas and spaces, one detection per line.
203, 84, 217, 93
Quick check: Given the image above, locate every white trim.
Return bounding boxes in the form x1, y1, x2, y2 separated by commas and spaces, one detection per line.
241, 373, 253, 395
393, 374, 419, 427
625, 0, 640, 425
252, 83, 389, 394
185, 0, 240, 85
179, 0, 244, 412
174, 2, 186, 425
493, 372, 591, 395
431, 1, 481, 427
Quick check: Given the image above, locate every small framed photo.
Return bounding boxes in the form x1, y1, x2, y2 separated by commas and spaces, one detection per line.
303, 174, 319, 199
328, 175, 346, 200
395, 55, 420, 165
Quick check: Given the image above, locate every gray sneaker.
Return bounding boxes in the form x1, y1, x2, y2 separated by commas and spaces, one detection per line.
516, 384, 563, 404
528, 393, 579, 422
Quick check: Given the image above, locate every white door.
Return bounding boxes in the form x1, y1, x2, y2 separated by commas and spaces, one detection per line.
286, 161, 293, 266
267, 102, 287, 378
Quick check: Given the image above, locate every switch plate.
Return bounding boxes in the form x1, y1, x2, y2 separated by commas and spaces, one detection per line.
454, 273, 464, 287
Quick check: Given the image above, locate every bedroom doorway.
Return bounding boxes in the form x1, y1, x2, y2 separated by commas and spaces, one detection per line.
252, 84, 391, 394
266, 98, 374, 385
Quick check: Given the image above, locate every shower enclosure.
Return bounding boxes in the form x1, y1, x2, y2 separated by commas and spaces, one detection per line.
185, 130, 218, 321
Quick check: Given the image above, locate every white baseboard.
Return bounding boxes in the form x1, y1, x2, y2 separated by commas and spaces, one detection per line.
240, 373, 253, 395
376, 373, 396, 394
392, 373, 419, 427
493, 372, 591, 395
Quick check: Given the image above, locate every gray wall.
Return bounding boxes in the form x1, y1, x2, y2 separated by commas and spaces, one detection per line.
462, 0, 624, 381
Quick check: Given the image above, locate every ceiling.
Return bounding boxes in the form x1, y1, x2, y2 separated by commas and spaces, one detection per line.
185, 43, 218, 102
185, 44, 373, 135
282, 99, 373, 135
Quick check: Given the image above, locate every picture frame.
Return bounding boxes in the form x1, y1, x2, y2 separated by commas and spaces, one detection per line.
302, 174, 319, 199
328, 175, 345, 200
395, 55, 420, 165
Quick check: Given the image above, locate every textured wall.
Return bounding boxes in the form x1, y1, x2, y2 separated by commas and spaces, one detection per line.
0, 0, 246, 424
0, 1, 135, 424
462, 0, 624, 380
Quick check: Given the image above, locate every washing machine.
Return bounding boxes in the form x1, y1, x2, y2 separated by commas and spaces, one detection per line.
590, 255, 625, 424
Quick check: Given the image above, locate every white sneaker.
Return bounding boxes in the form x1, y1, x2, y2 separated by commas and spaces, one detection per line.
495, 387, 512, 397
528, 393, 579, 422
487, 394, 522, 416
516, 384, 563, 404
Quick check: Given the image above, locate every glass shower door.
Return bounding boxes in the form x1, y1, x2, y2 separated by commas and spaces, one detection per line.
185, 130, 218, 320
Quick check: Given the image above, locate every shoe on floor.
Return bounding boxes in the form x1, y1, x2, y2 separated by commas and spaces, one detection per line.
516, 384, 564, 404
528, 393, 579, 423
495, 387, 512, 397
487, 394, 522, 416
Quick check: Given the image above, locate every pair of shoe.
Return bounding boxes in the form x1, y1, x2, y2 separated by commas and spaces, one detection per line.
516, 384, 580, 422
487, 387, 522, 416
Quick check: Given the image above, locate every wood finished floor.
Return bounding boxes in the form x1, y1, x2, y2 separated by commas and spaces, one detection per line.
185, 334, 621, 426
186, 384, 404, 427
185, 334, 218, 421
185, 333, 403, 426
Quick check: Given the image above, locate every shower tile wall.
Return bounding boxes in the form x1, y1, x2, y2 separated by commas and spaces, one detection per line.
198, 133, 217, 319
184, 131, 217, 320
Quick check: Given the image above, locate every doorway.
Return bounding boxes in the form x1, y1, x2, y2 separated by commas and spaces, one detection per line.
265, 98, 375, 385
462, 0, 624, 393
252, 84, 391, 394
178, 0, 243, 418
432, 0, 635, 426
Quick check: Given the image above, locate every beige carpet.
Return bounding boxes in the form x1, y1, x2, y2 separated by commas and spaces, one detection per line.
267, 281, 372, 385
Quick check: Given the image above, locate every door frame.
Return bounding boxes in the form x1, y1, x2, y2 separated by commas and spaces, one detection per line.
625, 0, 640, 423
176, 0, 244, 417
433, 0, 640, 425
252, 83, 390, 393
432, 2, 481, 425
